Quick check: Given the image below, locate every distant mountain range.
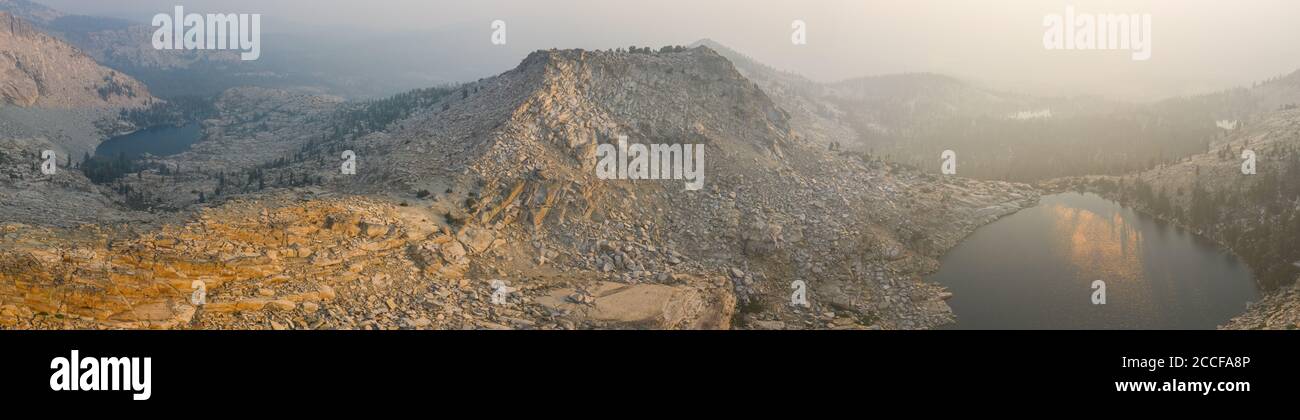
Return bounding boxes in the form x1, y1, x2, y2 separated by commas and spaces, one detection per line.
696, 38, 1300, 182
1, 1, 1298, 330
0, 0, 525, 99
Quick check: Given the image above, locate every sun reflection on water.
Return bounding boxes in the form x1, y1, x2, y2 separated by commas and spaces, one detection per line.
1048, 204, 1149, 308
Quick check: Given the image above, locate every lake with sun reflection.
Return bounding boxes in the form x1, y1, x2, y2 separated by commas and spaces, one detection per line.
927, 192, 1259, 329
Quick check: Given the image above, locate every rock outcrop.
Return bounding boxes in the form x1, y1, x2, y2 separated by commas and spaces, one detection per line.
1223, 280, 1300, 330
0, 12, 153, 108
0, 193, 737, 330
0, 46, 1038, 330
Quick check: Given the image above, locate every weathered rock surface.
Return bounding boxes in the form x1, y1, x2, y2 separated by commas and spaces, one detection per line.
0, 137, 151, 227
0, 11, 157, 161
0, 46, 1038, 330
1223, 280, 1300, 330
0, 12, 153, 109
537, 279, 734, 329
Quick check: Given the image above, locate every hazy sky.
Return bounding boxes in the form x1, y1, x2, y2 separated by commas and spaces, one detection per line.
36, 0, 1300, 101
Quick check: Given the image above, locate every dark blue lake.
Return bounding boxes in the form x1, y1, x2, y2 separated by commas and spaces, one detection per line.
96, 123, 203, 159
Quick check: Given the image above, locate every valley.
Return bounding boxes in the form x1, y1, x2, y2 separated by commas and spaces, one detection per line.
0, 40, 1038, 330
1, 1, 1297, 331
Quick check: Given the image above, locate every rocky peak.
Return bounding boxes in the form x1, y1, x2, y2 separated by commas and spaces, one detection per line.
329, 45, 798, 200
0, 11, 154, 108
0, 10, 37, 38
0, 39, 1042, 331
499, 46, 792, 169
0, 0, 61, 26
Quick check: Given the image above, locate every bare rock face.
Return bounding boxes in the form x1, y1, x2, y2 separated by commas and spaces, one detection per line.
0, 12, 154, 109
0, 137, 144, 227
0, 0, 62, 25
536, 279, 735, 330
1222, 280, 1300, 330
0, 46, 1040, 330
0, 192, 733, 330
355, 47, 1036, 330
456, 227, 495, 254
1, 195, 419, 329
